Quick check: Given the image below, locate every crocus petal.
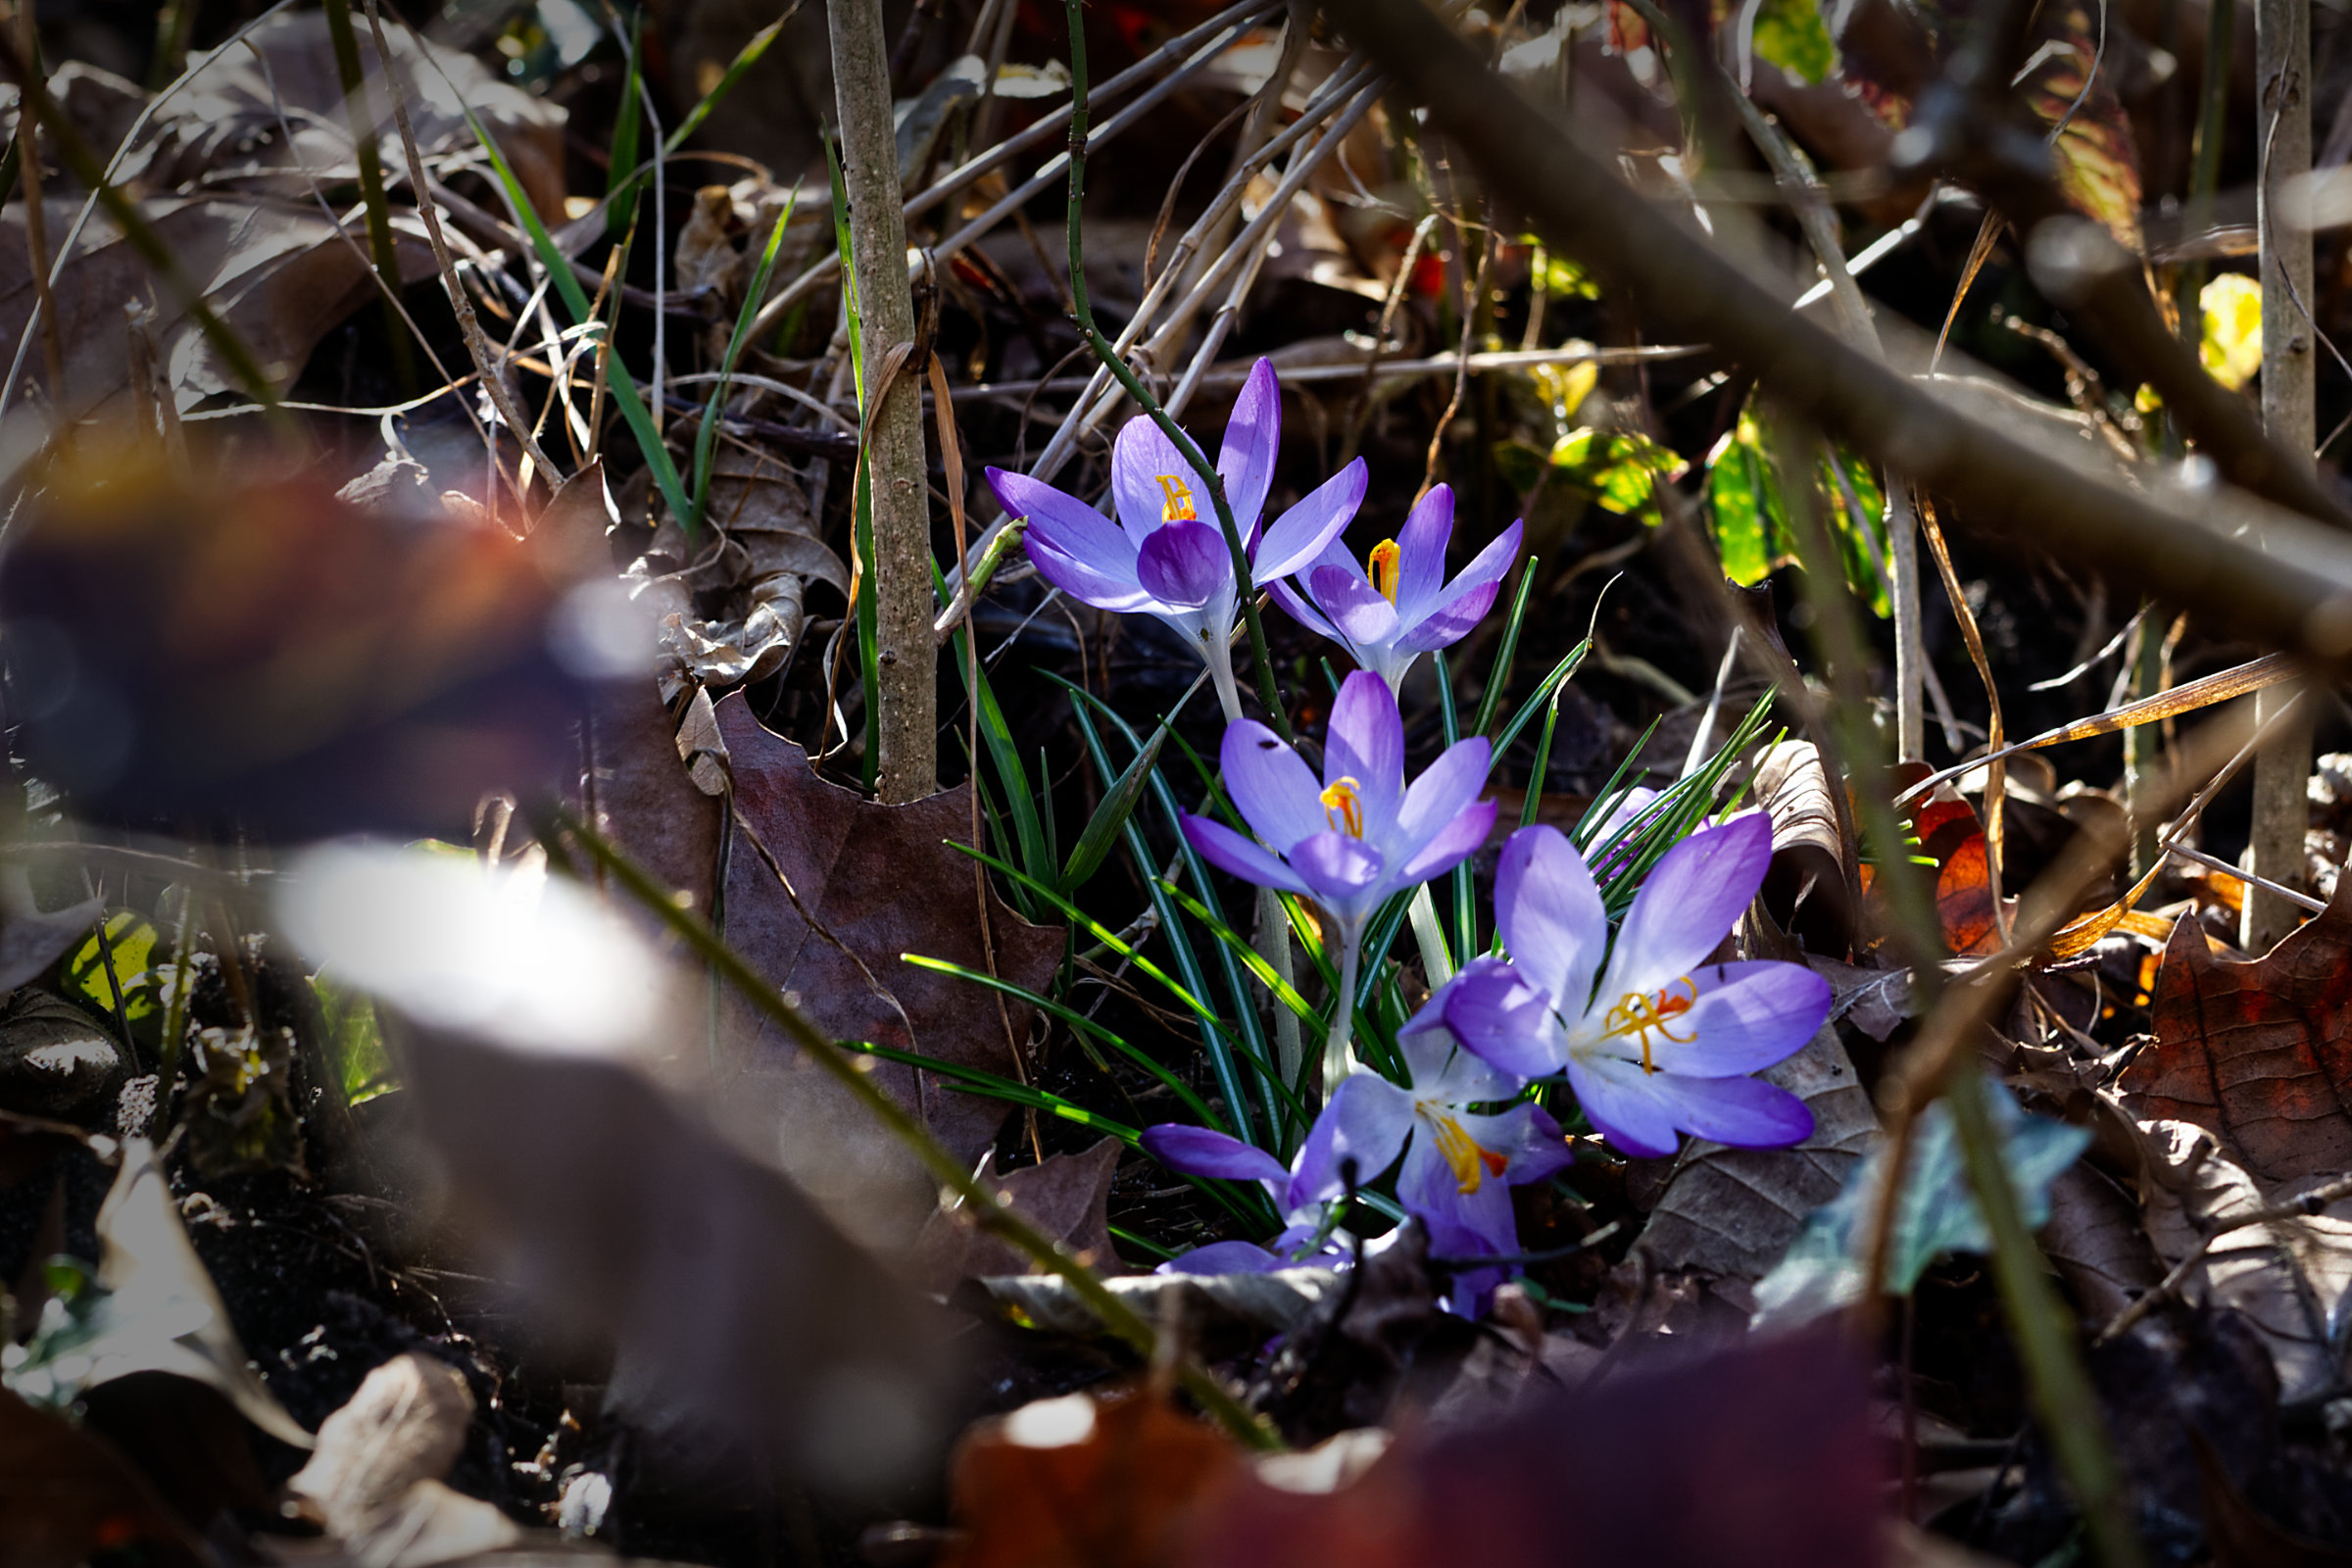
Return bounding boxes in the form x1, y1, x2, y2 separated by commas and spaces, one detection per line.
1659, 959, 1834, 1077
1396, 736, 1492, 850
1494, 824, 1606, 1013
987, 466, 1136, 573
1181, 813, 1313, 897
1393, 483, 1454, 616
1444, 956, 1568, 1079
1290, 1070, 1414, 1207
1309, 564, 1402, 647
1397, 1138, 1521, 1259
1324, 669, 1403, 830
1565, 1056, 1685, 1158
1396, 796, 1495, 885
1449, 516, 1526, 599
1600, 812, 1774, 1000
1267, 576, 1342, 643
1460, 1102, 1574, 1185
1393, 577, 1506, 654
1661, 1072, 1814, 1149
1159, 1240, 1287, 1275
1136, 519, 1234, 609
1218, 357, 1281, 543
1110, 417, 1207, 541
1219, 719, 1332, 853
1141, 1123, 1291, 1185
1023, 531, 1153, 612
1289, 830, 1387, 919
1397, 996, 1525, 1103
1251, 458, 1367, 582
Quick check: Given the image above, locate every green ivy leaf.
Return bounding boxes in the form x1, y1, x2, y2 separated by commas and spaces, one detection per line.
1751, 0, 1838, 85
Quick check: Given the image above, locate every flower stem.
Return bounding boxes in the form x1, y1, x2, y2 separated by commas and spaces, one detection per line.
1321, 933, 1362, 1094
1407, 884, 1455, 986
1060, 0, 1293, 743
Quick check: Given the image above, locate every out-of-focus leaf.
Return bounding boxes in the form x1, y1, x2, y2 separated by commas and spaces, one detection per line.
274, 845, 956, 1497
1752, 1085, 2088, 1327
1705, 421, 1775, 586
65, 911, 157, 1035
314, 973, 394, 1104
0, 440, 615, 840
942, 1389, 1242, 1568
706, 692, 1062, 1240
1752, 0, 1838, 84
2020, 0, 2143, 250
2200, 272, 2264, 391
2, 1137, 312, 1446
1548, 426, 1686, 516
0, 866, 103, 994
0, 1386, 200, 1568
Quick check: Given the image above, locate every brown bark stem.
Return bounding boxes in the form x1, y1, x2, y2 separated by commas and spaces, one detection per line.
830, 0, 937, 802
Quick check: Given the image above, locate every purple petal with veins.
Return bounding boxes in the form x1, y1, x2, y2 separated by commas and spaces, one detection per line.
1252, 458, 1367, 581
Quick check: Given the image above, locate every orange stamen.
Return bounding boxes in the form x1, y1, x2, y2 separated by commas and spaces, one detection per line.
1319, 776, 1365, 837
1368, 539, 1401, 603
1603, 976, 1699, 1074
1430, 1113, 1494, 1194
1155, 474, 1198, 522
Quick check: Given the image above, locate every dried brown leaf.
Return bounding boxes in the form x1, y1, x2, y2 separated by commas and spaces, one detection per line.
912, 1137, 1125, 1289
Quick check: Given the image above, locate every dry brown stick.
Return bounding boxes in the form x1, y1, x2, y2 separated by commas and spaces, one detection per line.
358, 0, 558, 503
1331, 0, 2352, 668
2099, 1171, 2352, 1345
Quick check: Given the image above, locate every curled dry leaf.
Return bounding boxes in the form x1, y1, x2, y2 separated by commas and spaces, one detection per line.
0, 196, 431, 414
703, 692, 1060, 1240
912, 1137, 1126, 1290
639, 451, 849, 690
285, 1351, 518, 1568
1755, 739, 1854, 956
1636, 1023, 1880, 1284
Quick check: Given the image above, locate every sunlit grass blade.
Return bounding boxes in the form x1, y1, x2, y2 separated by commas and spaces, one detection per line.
466, 110, 691, 528
841, 1038, 1138, 1140
1062, 712, 1171, 896
1472, 556, 1540, 738
1051, 673, 1276, 1148
948, 842, 1248, 1056
901, 953, 1230, 1133
1433, 654, 1476, 961
1108, 1224, 1177, 1261
1491, 636, 1592, 760
604, 11, 644, 241
1159, 883, 1319, 1029
1520, 678, 1569, 830
662, 17, 784, 156
691, 193, 798, 530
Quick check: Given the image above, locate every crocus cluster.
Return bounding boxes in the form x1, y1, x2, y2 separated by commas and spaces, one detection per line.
990, 361, 1833, 1308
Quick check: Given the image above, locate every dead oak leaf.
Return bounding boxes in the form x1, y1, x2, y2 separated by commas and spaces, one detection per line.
2118, 880, 2352, 1189
710, 692, 1061, 1239
912, 1138, 1126, 1290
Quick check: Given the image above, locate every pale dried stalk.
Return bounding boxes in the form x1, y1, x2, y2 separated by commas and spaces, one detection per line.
359, 0, 559, 498
745, 0, 1276, 345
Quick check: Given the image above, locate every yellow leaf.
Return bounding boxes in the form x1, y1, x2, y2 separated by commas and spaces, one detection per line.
2199, 273, 2263, 391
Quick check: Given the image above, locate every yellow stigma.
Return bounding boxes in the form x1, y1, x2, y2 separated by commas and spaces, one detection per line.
1429, 1113, 1509, 1195
1319, 776, 1365, 837
1368, 538, 1401, 603
1603, 977, 1699, 1074
1155, 473, 1198, 522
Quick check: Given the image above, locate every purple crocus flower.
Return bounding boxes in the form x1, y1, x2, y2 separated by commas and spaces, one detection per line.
1269, 484, 1524, 692
983, 359, 1365, 719
1441, 815, 1831, 1159
1142, 1007, 1566, 1307
1181, 670, 1496, 1087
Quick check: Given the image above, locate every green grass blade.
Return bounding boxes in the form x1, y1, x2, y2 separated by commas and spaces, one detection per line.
1061, 712, 1173, 896
662, 17, 785, 156
605, 11, 644, 241
1055, 681, 1264, 1150
901, 953, 1229, 1133
1433, 654, 1476, 960
465, 109, 691, 529
1472, 557, 1540, 738
691, 193, 798, 530
839, 1039, 1138, 1139
1159, 883, 1320, 1028
1492, 637, 1592, 760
